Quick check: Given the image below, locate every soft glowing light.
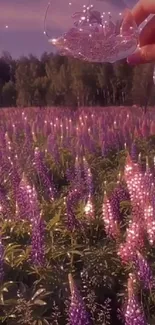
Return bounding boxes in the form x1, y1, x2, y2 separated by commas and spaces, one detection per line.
84, 196, 94, 220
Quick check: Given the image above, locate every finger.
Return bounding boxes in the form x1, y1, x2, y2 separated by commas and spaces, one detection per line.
140, 15, 155, 46
131, 0, 155, 26
127, 44, 155, 64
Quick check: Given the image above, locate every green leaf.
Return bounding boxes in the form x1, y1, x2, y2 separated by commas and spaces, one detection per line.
34, 299, 47, 306
9, 314, 16, 318
33, 321, 37, 325
38, 321, 43, 325
4, 244, 21, 255
69, 250, 83, 256
0, 281, 14, 291
0, 293, 4, 305
2, 299, 17, 306
47, 214, 60, 229
32, 288, 46, 301
42, 320, 50, 325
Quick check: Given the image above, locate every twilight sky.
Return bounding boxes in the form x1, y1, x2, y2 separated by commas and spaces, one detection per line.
0, 0, 137, 58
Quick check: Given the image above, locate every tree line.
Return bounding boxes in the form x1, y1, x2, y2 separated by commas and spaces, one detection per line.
0, 51, 154, 108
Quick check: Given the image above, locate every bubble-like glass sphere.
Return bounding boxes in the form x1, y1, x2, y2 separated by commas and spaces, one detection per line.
44, 0, 139, 63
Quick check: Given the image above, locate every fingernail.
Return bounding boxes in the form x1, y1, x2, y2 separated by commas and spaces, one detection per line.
127, 49, 143, 65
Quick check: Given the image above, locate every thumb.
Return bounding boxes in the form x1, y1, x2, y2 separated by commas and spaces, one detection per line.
127, 44, 155, 65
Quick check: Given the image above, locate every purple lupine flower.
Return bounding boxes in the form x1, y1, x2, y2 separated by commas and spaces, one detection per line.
68, 274, 90, 325
47, 134, 59, 163
24, 122, 34, 141
125, 295, 147, 325
74, 156, 82, 185
66, 187, 83, 232
141, 120, 149, 138
43, 120, 51, 137
144, 203, 155, 245
30, 185, 41, 218
102, 193, 119, 239
0, 187, 11, 220
125, 277, 147, 325
124, 153, 145, 207
0, 239, 4, 282
109, 184, 130, 221
81, 132, 92, 153
33, 147, 55, 200
142, 167, 154, 200
31, 217, 45, 266
16, 175, 34, 221
118, 203, 144, 263
102, 139, 110, 157
0, 131, 7, 151
109, 128, 120, 152
123, 125, 132, 148
0, 154, 13, 185
133, 251, 153, 289
22, 125, 34, 162
84, 195, 94, 220
66, 167, 75, 183
4, 132, 13, 158
130, 141, 138, 163
152, 193, 155, 219
17, 180, 45, 266
83, 157, 93, 197
8, 167, 21, 205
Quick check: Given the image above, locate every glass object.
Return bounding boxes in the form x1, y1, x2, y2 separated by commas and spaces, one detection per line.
44, 0, 139, 63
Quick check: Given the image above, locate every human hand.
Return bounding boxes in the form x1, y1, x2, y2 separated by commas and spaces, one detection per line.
127, 0, 155, 64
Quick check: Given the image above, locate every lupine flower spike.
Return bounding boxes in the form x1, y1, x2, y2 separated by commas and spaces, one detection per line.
0, 238, 4, 282
133, 251, 153, 290
66, 188, 82, 231
144, 198, 155, 245
125, 275, 147, 325
68, 274, 90, 325
84, 194, 94, 220
31, 215, 45, 267
118, 203, 144, 263
102, 191, 120, 239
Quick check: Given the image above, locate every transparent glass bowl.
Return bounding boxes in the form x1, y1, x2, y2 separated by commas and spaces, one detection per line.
44, 0, 139, 63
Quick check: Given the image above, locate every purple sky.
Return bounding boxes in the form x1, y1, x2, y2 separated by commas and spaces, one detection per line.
0, 0, 137, 58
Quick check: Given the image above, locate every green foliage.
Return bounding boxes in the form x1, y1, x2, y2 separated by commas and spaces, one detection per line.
0, 52, 154, 108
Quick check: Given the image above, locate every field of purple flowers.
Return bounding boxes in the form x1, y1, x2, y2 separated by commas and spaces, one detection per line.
0, 106, 155, 324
